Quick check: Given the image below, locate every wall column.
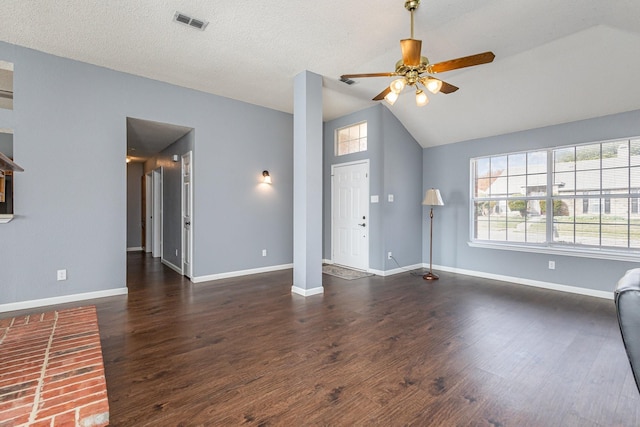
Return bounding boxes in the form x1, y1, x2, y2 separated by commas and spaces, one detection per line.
292, 70, 324, 296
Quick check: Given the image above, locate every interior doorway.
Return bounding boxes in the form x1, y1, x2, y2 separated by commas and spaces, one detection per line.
126, 117, 195, 284
331, 160, 370, 270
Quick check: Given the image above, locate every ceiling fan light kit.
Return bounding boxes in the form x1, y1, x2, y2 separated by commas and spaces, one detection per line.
341, 0, 495, 108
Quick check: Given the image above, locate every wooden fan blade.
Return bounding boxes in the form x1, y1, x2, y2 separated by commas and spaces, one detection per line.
439, 80, 459, 94
340, 72, 395, 79
372, 87, 391, 101
400, 39, 422, 67
428, 51, 495, 74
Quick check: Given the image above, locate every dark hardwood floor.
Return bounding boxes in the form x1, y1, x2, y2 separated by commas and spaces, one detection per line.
4, 252, 640, 426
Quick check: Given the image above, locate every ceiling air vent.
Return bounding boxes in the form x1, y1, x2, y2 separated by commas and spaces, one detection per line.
339, 76, 356, 85
173, 12, 209, 31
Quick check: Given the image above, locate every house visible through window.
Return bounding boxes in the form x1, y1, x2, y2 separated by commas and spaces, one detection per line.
471, 137, 640, 253
336, 122, 367, 156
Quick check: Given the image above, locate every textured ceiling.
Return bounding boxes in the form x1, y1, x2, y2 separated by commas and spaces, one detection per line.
1, 0, 640, 148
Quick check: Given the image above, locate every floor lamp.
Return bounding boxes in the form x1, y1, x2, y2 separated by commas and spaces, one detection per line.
422, 188, 444, 280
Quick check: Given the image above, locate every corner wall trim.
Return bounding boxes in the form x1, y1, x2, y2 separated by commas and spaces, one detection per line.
162, 259, 183, 275
193, 263, 293, 284
0, 287, 129, 313
291, 286, 324, 297
433, 264, 613, 300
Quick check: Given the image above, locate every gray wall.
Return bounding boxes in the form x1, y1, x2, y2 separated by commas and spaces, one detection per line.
323, 104, 423, 271
423, 109, 640, 293
0, 41, 293, 305
126, 162, 143, 249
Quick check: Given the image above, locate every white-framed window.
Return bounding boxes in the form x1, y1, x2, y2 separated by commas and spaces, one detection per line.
336, 122, 367, 156
471, 137, 640, 254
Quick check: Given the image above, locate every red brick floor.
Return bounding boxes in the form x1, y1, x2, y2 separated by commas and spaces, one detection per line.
0, 306, 109, 427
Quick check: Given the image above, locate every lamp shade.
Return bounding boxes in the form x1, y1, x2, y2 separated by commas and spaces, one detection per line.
422, 188, 444, 206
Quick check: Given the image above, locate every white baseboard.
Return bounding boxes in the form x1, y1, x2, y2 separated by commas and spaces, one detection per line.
322, 259, 333, 265
291, 285, 324, 296
127, 247, 143, 252
369, 263, 424, 277
193, 263, 293, 284
0, 287, 129, 313
433, 264, 613, 300
162, 259, 183, 275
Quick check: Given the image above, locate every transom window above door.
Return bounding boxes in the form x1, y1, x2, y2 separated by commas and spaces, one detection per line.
336, 122, 367, 156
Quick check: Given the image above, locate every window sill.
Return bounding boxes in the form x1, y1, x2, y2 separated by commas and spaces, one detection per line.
468, 240, 640, 263
0, 214, 14, 223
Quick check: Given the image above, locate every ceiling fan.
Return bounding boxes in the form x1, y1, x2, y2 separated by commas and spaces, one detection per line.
340, 0, 495, 107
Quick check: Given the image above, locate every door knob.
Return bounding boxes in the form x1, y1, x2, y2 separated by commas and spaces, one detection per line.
358, 223, 366, 227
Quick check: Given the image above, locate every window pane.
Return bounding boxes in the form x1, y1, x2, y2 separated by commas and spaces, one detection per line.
508, 175, 525, 196
575, 222, 600, 246
602, 141, 629, 168
506, 198, 526, 217
631, 139, 640, 166
631, 225, 640, 248
575, 170, 600, 192
576, 143, 601, 169
528, 151, 547, 173
506, 214, 526, 242
476, 158, 490, 180
359, 137, 367, 152
490, 156, 507, 179
602, 198, 627, 223
554, 221, 574, 244
491, 175, 508, 197
337, 128, 349, 143
527, 173, 547, 195
554, 171, 574, 195
359, 123, 367, 138
526, 217, 546, 243
489, 214, 507, 241
554, 147, 575, 167
602, 168, 628, 192
631, 167, 640, 188
601, 224, 628, 248
508, 153, 526, 174
547, 198, 572, 219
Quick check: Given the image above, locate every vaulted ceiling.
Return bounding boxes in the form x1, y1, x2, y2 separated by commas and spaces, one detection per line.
1, 0, 640, 148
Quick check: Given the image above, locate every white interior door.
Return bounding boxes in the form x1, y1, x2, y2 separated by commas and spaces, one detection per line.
331, 160, 369, 270
182, 151, 193, 278
145, 172, 152, 253
152, 168, 162, 258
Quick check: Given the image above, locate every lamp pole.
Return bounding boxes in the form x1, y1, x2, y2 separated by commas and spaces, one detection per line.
422, 188, 444, 281
424, 207, 438, 280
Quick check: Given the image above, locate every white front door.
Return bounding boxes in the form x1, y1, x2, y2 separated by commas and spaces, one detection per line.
331, 160, 369, 270
182, 151, 193, 278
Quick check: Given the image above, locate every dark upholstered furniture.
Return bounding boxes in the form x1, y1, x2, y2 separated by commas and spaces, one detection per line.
615, 268, 640, 393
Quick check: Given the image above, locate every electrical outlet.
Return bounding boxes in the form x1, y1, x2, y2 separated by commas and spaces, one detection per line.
262, 249, 267, 257
388, 251, 393, 260
548, 261, 555, 270
57, 269, 67, 281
